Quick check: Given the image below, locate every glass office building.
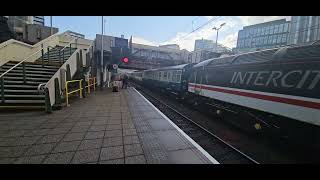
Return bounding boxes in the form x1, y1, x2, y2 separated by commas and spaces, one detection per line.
32, 16, 45, 26
194, 38, 229, 53
235, 19, 291, 53
288, 16, 320, 45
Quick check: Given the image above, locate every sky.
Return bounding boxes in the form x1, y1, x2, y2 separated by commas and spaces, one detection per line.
44, 16, 291, 51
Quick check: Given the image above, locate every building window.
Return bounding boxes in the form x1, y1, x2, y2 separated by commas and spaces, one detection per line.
246, 30, 250, 38
274, 25, 279, 34
238, 31, 243, 39
263, 36, 268, 45
277, 34, 282, 44
272, 35, 277, 44
36, 29, 41, 39
282, 34, 287, 43
245, 39, 249, 47
258, 28, 261, 36
110, 40, 113, 47
268, 36, 272, 44
264, 27, 268, 35
284, 23, 289, 32
259, 37, 263, 45
279, 24, 284, 33
269, 26, 274, 34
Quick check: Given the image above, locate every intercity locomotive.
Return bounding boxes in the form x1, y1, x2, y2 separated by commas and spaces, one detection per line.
130, 43, 320, 144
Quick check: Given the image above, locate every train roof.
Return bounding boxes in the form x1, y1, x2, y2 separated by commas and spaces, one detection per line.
193, 55, 237, 68
193, 43, 320, 68
146, 63, 193, 71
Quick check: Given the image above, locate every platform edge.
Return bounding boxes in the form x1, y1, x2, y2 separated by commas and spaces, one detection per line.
132, 87, 220, 164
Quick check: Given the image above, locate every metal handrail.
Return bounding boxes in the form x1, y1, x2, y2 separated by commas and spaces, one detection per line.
59, 37, 78, 64
85, 77, 97, 94
0, 48, 42, 79
60, 37, 78, 52
65, 79, 83, 106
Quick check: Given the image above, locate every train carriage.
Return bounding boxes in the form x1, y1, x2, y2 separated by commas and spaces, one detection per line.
142, 64, 194, 95
129, 71, 143, 84
188, 44, 320, 143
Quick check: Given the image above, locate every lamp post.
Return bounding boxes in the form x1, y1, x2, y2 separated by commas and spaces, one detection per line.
101, 16, 104, 88
50, 16, 53, 35
212, 23, 226, 52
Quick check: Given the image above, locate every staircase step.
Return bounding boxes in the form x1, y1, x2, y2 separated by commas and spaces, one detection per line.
5, 62, 59, 69
3, 94, 45, 98
0, 69, 56, 75
0, 66, 58, 72
33, 61, 64, 66
45, 49, 76, 54
0, 45, 78, 111
0, 85, 38, 89
44, 49, 77, 55
1, 72, 53, 78
2, 80, 45, 85
3, 89, 39, 94
2, 76, 50, 82
0, 99, 44, 104
38, 55, 69, 58
42, 56, 70, 60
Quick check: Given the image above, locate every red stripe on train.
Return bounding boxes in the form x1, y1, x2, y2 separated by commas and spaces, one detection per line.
189, 84, 320, 110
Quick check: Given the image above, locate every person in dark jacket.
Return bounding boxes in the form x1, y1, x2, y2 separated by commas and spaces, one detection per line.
122, 74, 128, 89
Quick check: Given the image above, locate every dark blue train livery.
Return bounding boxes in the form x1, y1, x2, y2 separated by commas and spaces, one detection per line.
141, 64, 194, 95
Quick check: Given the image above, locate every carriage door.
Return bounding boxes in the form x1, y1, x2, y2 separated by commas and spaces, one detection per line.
194, 69, 203, 95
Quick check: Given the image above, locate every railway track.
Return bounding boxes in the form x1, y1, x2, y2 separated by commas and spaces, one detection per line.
131, 83, 259, 164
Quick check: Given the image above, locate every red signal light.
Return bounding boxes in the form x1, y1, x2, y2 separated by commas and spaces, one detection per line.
123, 57, 129, 63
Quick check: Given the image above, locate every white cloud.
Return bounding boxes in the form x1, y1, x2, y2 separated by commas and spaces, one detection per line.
220, 32, 238, 48
238, 16, 291, 26
131, 16, 292, 51
132, 36, 158, 46
161, 26, 216, 51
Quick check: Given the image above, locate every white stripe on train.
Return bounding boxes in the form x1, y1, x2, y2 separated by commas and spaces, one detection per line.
188, 83, 320, 126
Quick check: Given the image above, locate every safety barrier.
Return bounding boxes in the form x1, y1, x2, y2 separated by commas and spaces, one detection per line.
65, 79, 83, 107
85, 77, 97, 94
65, 76, 97, 107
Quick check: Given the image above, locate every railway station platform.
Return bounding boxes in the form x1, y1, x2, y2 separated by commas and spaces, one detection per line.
0, 87, 218, 164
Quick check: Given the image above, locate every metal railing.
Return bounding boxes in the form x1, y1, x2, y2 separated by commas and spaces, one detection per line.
0, 48, 44, 103
41, 45, 54, 66
65, 76, 96, 106
85, 77, 97, 94
59, 37, 78, 64
65, 79, 83, 107
0, 36, 78, 104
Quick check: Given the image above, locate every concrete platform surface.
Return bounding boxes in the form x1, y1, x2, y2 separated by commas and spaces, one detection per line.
0, 87, 218, 164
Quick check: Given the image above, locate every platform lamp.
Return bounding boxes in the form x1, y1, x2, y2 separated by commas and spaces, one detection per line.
212, 23, 226, 52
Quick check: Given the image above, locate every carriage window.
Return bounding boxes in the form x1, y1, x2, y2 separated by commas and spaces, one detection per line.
176, 70, 182, 83
195, 70, 202, 84
189, 71, 196, 83
177, 74, 181, 83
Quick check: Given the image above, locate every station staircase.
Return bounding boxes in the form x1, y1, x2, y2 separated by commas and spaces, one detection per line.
0, 45, 77, 109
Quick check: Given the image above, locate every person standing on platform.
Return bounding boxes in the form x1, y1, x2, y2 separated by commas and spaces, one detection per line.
122, 74, 128, 89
